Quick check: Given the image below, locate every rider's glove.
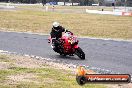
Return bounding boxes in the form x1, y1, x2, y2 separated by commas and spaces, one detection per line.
65, 29, 73, 35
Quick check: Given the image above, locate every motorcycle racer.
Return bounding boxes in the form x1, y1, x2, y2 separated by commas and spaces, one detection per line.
50, 22, 70, 54
48, 28, 85, 60
50, 22, 70, 39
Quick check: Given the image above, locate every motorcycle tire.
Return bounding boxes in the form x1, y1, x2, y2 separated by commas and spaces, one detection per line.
75, 47, 85, 60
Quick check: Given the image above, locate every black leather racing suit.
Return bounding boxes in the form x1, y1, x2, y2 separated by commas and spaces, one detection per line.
50, 26, 67, 53
50, 26, 65, 39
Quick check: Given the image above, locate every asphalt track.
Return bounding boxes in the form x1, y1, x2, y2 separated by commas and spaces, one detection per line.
0, 31, 132, 74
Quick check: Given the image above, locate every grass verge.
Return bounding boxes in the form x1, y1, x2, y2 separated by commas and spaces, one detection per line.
0, 5, 132, 39
0, 54, 106, 88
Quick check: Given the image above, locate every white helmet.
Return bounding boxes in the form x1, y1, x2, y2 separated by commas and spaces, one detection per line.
53, 22, 60, 27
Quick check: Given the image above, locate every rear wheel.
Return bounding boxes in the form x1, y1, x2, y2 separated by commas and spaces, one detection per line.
75, 47, 85, 60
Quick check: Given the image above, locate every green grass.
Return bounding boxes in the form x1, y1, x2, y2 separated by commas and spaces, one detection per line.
0, 54, 10, 62
0, 54, 106, 88
0, 67, 106, 88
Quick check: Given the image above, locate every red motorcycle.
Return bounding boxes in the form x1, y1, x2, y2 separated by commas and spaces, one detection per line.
48, 32, 85, 60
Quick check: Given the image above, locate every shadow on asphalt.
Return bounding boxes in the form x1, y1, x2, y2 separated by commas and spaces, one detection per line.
54, 55, 82, 61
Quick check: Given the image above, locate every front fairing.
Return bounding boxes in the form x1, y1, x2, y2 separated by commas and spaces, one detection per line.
61, 32, 79, 54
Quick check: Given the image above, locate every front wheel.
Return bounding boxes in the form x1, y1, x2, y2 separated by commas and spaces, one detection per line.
75, 47, 85, 60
